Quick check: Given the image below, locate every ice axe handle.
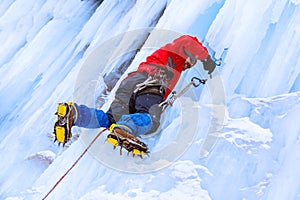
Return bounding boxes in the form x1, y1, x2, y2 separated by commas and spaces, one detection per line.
191, 77, 207, 87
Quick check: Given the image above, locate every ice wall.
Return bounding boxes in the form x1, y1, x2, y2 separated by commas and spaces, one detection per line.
0, 0, 300, 199
206, 0, 300, 97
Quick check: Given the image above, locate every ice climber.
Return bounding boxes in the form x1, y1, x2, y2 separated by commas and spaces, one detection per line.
53, 35, 216, 156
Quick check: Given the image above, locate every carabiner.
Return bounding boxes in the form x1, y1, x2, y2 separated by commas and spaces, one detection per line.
191, 77, 207, 87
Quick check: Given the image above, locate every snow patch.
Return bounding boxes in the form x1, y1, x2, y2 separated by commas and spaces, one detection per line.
222, 116, 272, 152
292, 0, 300, 6
26, 150, 56, 166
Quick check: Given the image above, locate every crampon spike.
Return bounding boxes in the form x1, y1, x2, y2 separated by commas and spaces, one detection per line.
106, 131, 149, 158
119, 146, 123, 156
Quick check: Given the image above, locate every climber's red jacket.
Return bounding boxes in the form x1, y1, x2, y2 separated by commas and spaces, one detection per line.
137, 35, 208, 98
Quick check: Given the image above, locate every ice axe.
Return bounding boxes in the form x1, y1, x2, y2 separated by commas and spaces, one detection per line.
159, 77, 206, 112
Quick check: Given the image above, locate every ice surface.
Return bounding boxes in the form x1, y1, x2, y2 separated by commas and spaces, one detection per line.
0, 0, 300, 200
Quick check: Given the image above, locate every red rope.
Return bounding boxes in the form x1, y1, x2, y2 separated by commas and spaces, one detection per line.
42, 128, 108, 200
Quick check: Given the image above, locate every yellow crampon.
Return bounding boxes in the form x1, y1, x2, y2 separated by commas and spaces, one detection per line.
106, 125, 149, 158
106, 134, 119, 147
54, 102, 77, 146
57, 103, 68, 117
56, 102, 78, 118
130, 148, 146, 156
55, 125, 72, 144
